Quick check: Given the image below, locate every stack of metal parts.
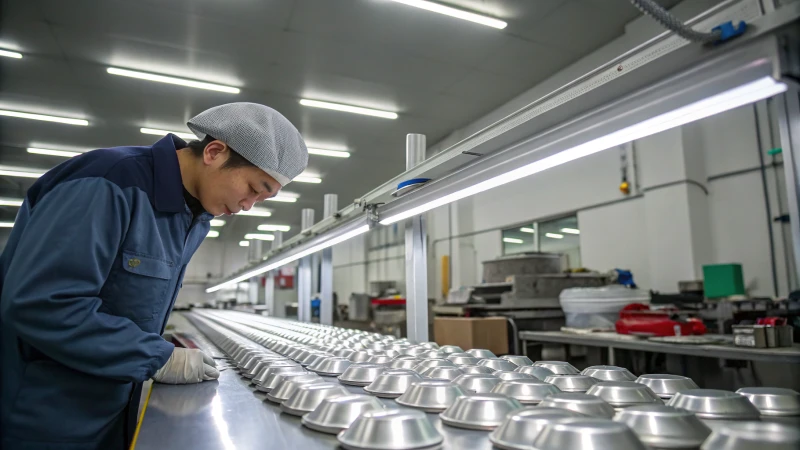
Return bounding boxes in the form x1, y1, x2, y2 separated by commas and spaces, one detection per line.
187, 310, 800, 450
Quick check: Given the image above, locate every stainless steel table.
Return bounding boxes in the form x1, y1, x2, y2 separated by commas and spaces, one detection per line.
134, 368, 495, 449
518, 331, 800, 364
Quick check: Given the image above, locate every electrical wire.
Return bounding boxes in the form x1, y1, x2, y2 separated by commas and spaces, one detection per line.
629, 0, 721, 43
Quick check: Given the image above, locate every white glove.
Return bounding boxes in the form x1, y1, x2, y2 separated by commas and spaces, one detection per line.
153, 347, 220, 384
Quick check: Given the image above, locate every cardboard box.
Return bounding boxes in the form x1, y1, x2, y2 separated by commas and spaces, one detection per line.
434, 317, 508, 355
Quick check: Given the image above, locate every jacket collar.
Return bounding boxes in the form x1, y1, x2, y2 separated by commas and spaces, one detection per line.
151, 134, 189, 214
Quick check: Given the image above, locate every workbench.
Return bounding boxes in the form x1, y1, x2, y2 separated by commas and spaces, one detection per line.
518, 331, 800, 364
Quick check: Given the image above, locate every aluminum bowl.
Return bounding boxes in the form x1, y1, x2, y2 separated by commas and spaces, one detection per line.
439, 393, 523, 430
338, 363, 386, 387
545, 374, 599, 393
493, 370, 534, 381
447, 354, 482, 366
439, 345, 464, 354
246, 357, 292, 379
635, 374, 699, 399
307, 356, 352, 376
467, 348, 497, 359
266, 373, 324, 403
478, 358, 518, 372
366, 355, 394, 365
337, 408, 443, 450
417, 350, 446, 359
334, 348, 356, 359
280, 382, 350, 416
489, 407, 582, 450
614, 404, 711, 449
387, 357, 422, 370
411, 358, 455, 374
419, 366, 464, 381
364, 369, 423, 398
453, 373, 502, 394
501, 355, 533, 367
515, 365, 555, 381
491, 379, 562, 405
736, 387, 800, 417
420, 341, 440, 349
300, 352, 332, 367
254, 365, 307, 392
533, 361, 580, 375
348, 350, 377, 363
252, 360, 301, 382
532, 417, 646, 450
587, 381, 664, 408
403, 346, 430, 357
302, 394, 386, 435
458, 364, 495, 375
700, 421, 800, 450
396, 379, 468, 412
582, 365, 637, 382
667, 389, 761, 421
539, 392, 616, 419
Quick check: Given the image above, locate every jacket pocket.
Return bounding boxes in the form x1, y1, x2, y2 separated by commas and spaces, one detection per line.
101, 251, 174, 324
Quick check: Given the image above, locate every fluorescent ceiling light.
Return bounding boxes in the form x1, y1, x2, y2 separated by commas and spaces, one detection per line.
207, 224, 369, 292
0, 49, 22, 59
379, 77, 787, 225
0, 221, 14, 228
266, 195, 298, 203
520, 227, 535, 233
210, 219, 226, 227
308, 147, 350, 158
0, 198, 23, 207
245, 233, 275, 241
503, 237, 523, 244
257, 224, 291, 232
140, 127, 196, 141
0, 167, 45, 178
300, 99, 398, 120
387, 0, 507, 29
207, 230, 220, 238
561, 228, 580, 235
0, 110, 88, 126
545, 233, 563, 239
239, 240, 250, 247
27, 147, 83, 158
294, 175, 322, 184
107, 67, 240, 94
237, 207, 272, 217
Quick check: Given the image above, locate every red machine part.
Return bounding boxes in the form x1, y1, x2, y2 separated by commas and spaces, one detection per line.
370, 297, 406, 306
615, 303, 706, 336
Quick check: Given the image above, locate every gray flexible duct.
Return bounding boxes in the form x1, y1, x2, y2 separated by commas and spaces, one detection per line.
630, 0, 721, 43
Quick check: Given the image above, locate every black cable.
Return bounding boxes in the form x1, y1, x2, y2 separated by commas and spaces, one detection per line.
754, 104, 780, 297
629, 0, 721, 43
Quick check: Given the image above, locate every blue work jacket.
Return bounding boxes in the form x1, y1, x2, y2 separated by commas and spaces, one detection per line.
0, 134, 212, 450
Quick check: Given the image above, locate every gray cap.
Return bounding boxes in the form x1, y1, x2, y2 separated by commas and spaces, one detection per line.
187, 102, 308, 186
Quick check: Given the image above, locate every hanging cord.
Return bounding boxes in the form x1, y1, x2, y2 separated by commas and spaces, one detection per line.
629, 0, 722, 43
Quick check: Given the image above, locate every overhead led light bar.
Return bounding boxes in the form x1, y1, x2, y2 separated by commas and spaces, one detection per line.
27, 147, 83, 158
239, 240, 250, 247
140, 127, 196, 141
107, 67, 240, 94
210, 219, 226, 227
545, 233, 563, 239
503, 237, 523, 244
379, 77, 787, 225
244, 233, 275, 241
386, 0, 507, 29
0, 110, 88, 126
0, 221, 14, 228
257, 224, 291, 232
0, 49, 22, 59
308, 147, 350, 158
236, 207, 273, 217
207, 230, 220, 238
520, 227, 535, 233
294, 175, 322, 184
300, 99, 398, 119
0, 198, 23, 207
0, 166, 46, 178
206, 222, 370, 292
561, 228, 580, 235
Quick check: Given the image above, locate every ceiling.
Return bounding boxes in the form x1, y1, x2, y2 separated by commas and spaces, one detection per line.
0, 0, 681, 245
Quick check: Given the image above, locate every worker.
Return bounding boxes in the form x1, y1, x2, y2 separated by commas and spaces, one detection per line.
0, 102, 309, 450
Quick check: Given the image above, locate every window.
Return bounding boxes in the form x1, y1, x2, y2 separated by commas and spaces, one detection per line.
501, 214, 581, 268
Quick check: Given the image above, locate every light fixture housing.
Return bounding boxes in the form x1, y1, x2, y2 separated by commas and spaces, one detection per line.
308, 147, 350, 158
545, 233, 564, 239
257, 224, 291, 232
561, 228, 580, 235
503, 237, 523, 244
266, 196, 298, 203
244, 233, 275, 241
107, 67, 240, 94
294, 175, 322, 184
0, 49, 22, 59
140, 127, 196, 141
210, 219, 226, 227
299, 99, 398, 119
236, 207, 273, 217
239, 240, 250, 247
27, 147, 83, 158
520, 227, 535, 233
386, 0, 507, 29
0, 221, 14, 228
0, 166, 46, 179
0, 110, 88, 126
0, 198, 23, 207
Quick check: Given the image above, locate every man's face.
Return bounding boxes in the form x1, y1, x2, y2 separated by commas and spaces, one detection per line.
195, 141, 283, 216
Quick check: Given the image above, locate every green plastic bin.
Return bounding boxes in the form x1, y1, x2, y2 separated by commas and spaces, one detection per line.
702, 263, 745, 299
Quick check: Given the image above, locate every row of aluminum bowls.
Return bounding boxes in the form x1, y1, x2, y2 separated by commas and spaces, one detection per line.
192, 311, 800, 450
